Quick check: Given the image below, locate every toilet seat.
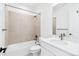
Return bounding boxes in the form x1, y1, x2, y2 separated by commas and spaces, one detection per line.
30, 45, 41, 53
30, 45, 41, 50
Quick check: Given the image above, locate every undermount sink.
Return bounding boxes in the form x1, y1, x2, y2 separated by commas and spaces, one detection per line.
49, 39, 78, 49
49, 39, 76, 46
40, 37, 79, 55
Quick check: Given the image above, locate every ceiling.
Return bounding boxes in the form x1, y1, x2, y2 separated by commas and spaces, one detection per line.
7, 3, 53, 10
15, 3, 52, 10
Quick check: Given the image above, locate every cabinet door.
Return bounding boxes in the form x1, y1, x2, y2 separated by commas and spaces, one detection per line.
49, 47, 71, 56
41, 47, 55, 56
40, 41, 55, 56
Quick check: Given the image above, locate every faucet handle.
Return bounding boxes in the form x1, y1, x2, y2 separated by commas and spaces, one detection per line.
59, 33, 62, 37
63, 33, 66, 36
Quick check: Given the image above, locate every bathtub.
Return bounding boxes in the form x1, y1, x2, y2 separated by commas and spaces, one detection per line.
5, 40, 35, 56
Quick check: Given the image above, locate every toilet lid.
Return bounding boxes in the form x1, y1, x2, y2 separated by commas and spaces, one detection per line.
30, 45, 41, 51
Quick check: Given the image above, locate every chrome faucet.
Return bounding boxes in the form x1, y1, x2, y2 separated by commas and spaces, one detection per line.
59, 33, 66, 40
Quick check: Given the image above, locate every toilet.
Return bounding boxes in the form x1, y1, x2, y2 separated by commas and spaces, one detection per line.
29, 45, 41, 56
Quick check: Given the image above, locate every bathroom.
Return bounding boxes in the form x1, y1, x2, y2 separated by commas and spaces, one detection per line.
0, 3, 79, 56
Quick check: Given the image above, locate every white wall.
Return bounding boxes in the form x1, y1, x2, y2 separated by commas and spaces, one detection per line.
40, 6, 53, 38
68, 4, 79, 42
0, 3, 5, 48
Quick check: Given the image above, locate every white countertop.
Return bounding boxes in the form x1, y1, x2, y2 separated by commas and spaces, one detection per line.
40, 37, 79, 56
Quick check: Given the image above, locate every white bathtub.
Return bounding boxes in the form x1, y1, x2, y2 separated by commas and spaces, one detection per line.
5, 40, 35, 56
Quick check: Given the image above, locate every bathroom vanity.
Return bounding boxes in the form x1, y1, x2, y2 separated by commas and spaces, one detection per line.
40, 37, 79, 56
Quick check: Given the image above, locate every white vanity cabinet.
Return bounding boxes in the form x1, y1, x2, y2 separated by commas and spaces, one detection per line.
41, 46, 54, 56
40, 41, 72, 56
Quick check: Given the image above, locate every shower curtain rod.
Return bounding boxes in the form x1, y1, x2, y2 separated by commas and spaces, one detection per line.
5, 4, 40, 15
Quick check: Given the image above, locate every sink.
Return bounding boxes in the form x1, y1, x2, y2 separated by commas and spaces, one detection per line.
49, 39, 79, 50
40, 37, 79, 55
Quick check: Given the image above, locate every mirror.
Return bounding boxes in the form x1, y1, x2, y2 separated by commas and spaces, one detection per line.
52, 3, 79, 42
52, 3, 69, 35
